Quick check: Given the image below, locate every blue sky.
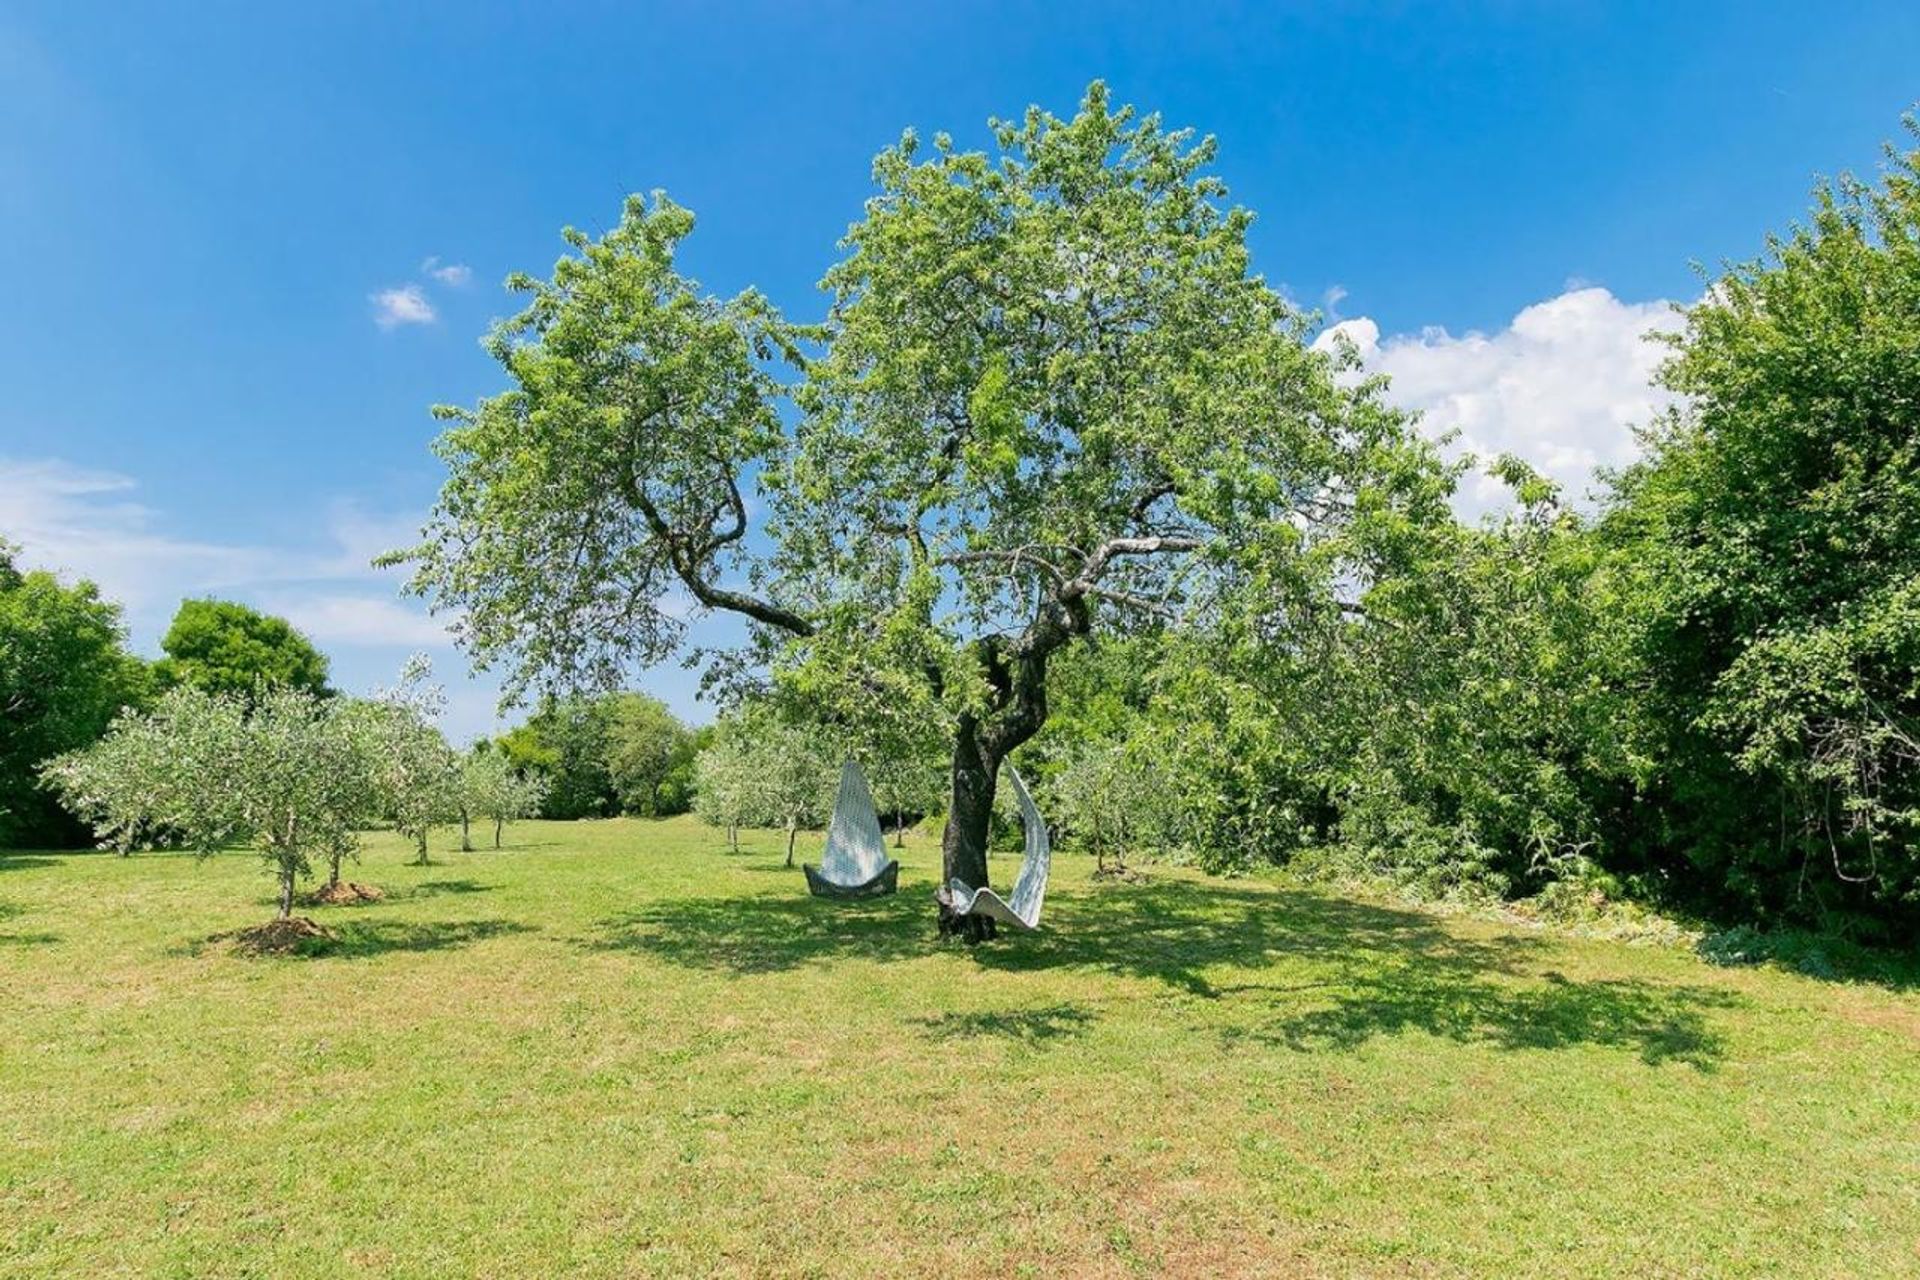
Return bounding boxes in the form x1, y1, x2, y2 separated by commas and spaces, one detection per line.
3, 2, 1917, 742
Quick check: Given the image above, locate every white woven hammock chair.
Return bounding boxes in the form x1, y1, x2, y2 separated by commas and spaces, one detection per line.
803, 759, 900, 898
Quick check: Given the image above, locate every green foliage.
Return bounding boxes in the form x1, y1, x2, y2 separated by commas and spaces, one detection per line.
500, 697, 616, 819
499, 692, 694, 819
385, 193, 795, 696
1044, 739, 1181, 873
393, 83, 1447, 905
603, 692, 694, 817
350, 657, 461, 864
154, 598, 332, 700
0, 545, 151, 847
1070, 125, 1920, 941
691, 703, 840, 864
1325, 471, 1618, 900
458, 745, 548, 849
40, 684, 375, 918
1026, 629, 1331, 875
691, 726, 753, 849
1597, 132, 1920, 934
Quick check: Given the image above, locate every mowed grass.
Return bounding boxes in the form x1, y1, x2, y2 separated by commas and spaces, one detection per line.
2, 819, 1917, 1278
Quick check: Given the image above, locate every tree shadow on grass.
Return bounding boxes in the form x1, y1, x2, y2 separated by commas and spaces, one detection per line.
1224, 969, 1735, 1070
910, 1002, 1098, 1046
585, 879, 1739, 1069
321, 918, 538, 959
177, 917, 538, 960
0, 855, 59, 872
399, 879, 495, 900
276, 879, 497, 912
0, 901, 57, 946
583, 894, 924, 974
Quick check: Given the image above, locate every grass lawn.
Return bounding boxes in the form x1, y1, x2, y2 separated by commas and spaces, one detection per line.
2, 818, 1917, 1278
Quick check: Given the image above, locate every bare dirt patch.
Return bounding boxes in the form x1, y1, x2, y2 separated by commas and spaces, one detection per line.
212, 917, 335, 956
303, 881, 386, 906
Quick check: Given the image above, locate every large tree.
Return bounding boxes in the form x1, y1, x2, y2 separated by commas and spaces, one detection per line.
156, 598, 332, 700
498, 696, 618, 819
0, 543, 151, 848
1598, 133, 1920, 934
602, 692, 692, 816
394, 85, 1439, 938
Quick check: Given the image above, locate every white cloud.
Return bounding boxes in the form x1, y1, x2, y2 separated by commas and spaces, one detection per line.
421, 256, 472, 287
0, 456, 507, 741
0, 460, 441, 606
262, 593, 453, 648
1316, 286, 1684, 512
0, 458, 269, 608
312, 500, 427, 578
370, 284, 436, 328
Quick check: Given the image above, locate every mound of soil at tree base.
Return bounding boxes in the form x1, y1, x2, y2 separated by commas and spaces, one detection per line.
214, 916, 335, 956
303, 881, 385, 906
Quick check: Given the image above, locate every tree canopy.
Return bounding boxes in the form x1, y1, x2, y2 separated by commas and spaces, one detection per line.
395, 84, 1446, 938
350, 657, 461, 864
496, 692, 695, 819
603, 692, 695, 817
41, 684, 374, 920
1596, 133, 1920, 933
0, 544, 150, 848
156, 598, 332, 700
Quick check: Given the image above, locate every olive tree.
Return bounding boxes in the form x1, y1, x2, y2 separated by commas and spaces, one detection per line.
392, 85, 1438, 939
739, 712, 841, 867
42, 685, 373, 920
353, 657, 461, 865
692, 727, 755, 852
458, 746, 547, 849
866, 743, 945, 848
1048, 740, 1182, 877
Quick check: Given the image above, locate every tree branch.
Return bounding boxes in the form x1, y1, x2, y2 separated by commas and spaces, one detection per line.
1062, 534, 1204, 600
628, 485, 814, 638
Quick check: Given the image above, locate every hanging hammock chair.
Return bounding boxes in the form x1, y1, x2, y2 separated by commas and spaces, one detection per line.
937, 765, 1052, 930
803, 759, 900, 898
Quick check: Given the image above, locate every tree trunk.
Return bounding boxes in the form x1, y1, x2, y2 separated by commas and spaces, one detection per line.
728, 823, 739, 853
784, 819, 798, 868
328, 848, 343, 890
494, 817, 503, 849
460, 810, 473, 853
277, 862, 296, 920
895, 807, 905, 848
412, 829, 429, 866
938, 718, 1000, 944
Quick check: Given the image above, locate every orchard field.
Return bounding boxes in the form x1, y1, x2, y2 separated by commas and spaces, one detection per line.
3, 819, 1916, 1278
